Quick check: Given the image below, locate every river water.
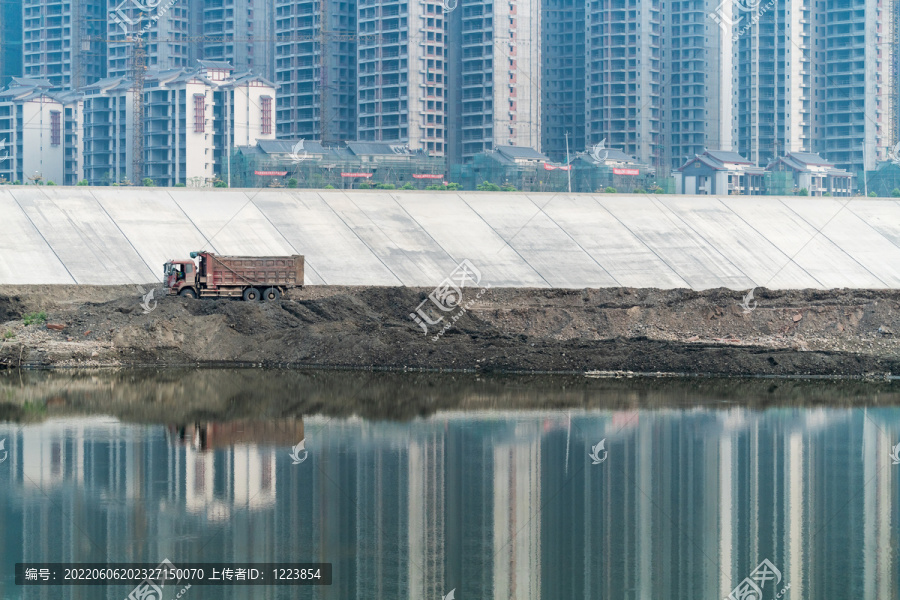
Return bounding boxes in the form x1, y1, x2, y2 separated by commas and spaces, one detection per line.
0, 369, 898, 599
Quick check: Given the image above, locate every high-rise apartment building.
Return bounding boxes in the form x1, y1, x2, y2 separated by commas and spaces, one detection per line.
819, 0, 897, 172
732, 0, 817, 166
357, 0, 450, 155
541, 0, 585, 162
664, 0, 732, 171
585, 0, 662, 168
202, 0, 276, 80
23, 0, 106, 89
106, 1, 198, 80
274, 0, 357, 142
0, 1, 23, 87
447, 0, 542, 164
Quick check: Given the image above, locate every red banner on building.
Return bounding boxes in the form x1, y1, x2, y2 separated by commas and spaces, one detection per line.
543, 163, 572, 171
613, 168, 640, 176
254, 171, 288, 176
341, 172, 373, 178
412, 173, 444, 179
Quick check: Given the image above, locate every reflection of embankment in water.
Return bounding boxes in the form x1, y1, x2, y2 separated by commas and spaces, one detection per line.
1, 368, 900, 424
167, 419, 305, 451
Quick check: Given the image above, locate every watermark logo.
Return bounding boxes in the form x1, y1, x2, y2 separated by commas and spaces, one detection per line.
139, 286, 158, 314
290, 140, 309, 164
126, 558, 190, 600
289, 439, 308, 464
589, 139, 609, 163
442, 0, 458, 13
410, 260, 491, 341
589, 439, 608, 464
109, 0, 179, 36
709, 0, 776, 40
739, 288, 757, 314
726, 558, 788, 600
442, 589, 456, 600
889, 142, 900, 166
890, 442, 900, 465
0, 438, 7, 464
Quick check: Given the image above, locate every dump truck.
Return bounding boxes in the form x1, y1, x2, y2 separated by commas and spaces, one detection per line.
164, 251, 304, 301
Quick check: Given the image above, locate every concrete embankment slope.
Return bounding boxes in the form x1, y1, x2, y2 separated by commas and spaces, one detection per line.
2, 187, 900, 289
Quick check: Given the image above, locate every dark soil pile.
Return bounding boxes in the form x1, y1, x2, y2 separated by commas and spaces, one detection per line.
1, 285, 899, 377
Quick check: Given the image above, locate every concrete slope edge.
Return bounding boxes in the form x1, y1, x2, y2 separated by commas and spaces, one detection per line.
2, 188, 900, 289
1, 285, 898, 378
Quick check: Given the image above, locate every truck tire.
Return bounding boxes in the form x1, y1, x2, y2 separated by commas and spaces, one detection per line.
179, 288, 197, 298
243, 287, 261, 302
262, 287, 282, 302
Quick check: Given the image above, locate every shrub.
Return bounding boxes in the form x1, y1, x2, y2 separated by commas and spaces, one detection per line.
401, 182, 415, 190
797, 188, 809, 196
324, 184, 335, 189
477, 181, 501, 191
3, 330, 14, 340
823, 192, 832, 197
632, 187, 646, 194
357, 182, 371, 189
175, 183, 186, 187
869, 191, 878, 197
892, 188, 900, 197
214, 180, 227, 188
142, 177, 154, 187
77, 179, 89, 186
425, 184, 441, 190
23, 311, 47, 326
375, 183, 396, 190
446, 182, 461, 190
12, 180, 20, 185
287, 178, 298, 188
500, 184, 517, 191
46, 181, 56, 186
604, 187, 617, 193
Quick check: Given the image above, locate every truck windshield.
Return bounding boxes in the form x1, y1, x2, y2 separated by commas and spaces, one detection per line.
163, 263, 172, 277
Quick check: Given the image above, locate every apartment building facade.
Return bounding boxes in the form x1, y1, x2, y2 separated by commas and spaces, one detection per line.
23, 0, 106, 89
541, 0, 585, 161
448, 0, 542, 164
201, 0, 276, 80
81, 63, 276, 186
274, 0, 357, 142
0, 78, 70, 185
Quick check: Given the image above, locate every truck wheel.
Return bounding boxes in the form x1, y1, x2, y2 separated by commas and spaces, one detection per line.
243, 287, 261, 302
262, 287, 282, 302
179, 288, 197, 298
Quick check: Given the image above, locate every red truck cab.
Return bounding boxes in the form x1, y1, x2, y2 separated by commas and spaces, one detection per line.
164, 259, 198, 297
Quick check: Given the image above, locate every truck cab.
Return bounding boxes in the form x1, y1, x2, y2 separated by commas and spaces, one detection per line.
164, 259, 198, 297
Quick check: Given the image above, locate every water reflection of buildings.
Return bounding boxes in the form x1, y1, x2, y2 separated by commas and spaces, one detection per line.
0, 409, 899, 599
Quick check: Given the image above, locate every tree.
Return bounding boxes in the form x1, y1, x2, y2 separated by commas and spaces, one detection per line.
797, 188, 808, 196
869, 191, 878, 197
401, 182, 415, 190
892, 188, 900, 197
446, 182, 461, 190
477, 181, 501, 191
76, 179, 88, 186
143, 177, 154, 187
287, 178, 298, 188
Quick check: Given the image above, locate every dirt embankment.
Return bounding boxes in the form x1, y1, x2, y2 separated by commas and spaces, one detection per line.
1, 285, 899, 377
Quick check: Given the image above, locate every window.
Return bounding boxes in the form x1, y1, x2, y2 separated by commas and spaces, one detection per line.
193, 94, 205, 133
50, 111, 61, 146
261, 96, 272, 134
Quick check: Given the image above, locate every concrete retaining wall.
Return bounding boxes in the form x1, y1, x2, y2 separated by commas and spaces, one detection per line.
2, 187, 899, 289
